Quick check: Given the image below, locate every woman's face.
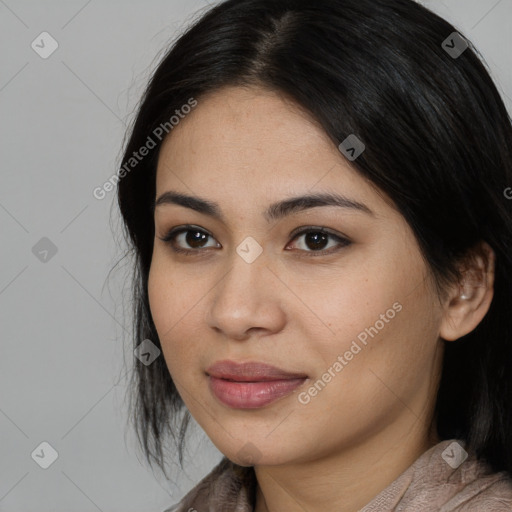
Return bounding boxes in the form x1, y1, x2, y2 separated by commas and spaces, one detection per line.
148, 85, 445, 466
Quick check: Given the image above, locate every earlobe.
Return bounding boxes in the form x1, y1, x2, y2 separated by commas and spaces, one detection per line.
439, 241, 495, 342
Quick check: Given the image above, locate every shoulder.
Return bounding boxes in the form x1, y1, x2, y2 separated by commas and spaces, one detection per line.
447, 471, 512, 511
362, 439, 512, 512
414, 443, 512, 511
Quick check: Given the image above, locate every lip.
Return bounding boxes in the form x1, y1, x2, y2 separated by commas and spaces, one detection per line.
206, 360, 308, 409
206, 360, 308, 381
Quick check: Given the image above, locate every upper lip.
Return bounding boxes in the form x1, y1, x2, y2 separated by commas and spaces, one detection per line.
206, 360, 308, 382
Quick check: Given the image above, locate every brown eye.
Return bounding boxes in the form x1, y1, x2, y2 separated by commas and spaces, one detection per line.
159, 225, 351, 258
159, 226, 220, 254
181, 230, 209, 249
287, 228, 351, 257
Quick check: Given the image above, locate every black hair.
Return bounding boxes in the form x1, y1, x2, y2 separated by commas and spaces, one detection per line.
116, 0, 512, 480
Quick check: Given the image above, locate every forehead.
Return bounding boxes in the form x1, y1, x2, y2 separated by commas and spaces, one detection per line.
158, 86, 329, 167
155, 85, 393, 216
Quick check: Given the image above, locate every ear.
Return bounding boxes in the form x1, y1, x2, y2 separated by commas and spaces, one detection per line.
439, 241, 496, 342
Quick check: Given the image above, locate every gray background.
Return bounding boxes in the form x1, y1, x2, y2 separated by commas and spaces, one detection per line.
0, 1, 510, 511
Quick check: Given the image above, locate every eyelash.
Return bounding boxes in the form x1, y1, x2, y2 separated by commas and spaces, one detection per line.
158, 225, 351, 258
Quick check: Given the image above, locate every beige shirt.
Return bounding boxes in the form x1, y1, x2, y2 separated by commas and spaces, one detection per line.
164, 438, 512, 511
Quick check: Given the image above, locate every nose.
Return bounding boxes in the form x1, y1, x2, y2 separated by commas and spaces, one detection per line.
205, 248, 287, 340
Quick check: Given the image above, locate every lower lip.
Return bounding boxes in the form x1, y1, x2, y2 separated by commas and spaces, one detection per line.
208, 376, 307, 409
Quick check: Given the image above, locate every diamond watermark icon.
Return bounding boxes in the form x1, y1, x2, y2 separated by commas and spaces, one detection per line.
338, 134, 365, 161
31, 32, 59, 59
31, 441, 59, 469
236, 236, 263, 263
441, 441, 468, 469
442, 32, 468, 59
134, 339, 161, 366
236, 442, 263, 466
32, 237, 58, 263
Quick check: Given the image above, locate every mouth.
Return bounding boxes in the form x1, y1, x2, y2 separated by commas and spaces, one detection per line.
205, 360, 309, 409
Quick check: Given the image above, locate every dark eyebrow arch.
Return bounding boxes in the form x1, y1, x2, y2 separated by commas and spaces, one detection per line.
153, 190, 374, 223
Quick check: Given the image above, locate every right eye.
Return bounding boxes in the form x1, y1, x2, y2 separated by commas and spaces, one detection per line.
158, 226, 221, 255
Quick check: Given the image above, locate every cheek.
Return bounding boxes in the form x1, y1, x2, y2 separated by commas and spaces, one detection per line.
147, 255, 194, 332
288, 263, 399, 362
147, 259, 206, 377
147, 261, 181, 367
147, 260, 171, 333
296, 249, 438, 393
303, 275, 439, 420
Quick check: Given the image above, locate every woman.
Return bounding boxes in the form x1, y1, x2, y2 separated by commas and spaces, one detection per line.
116, 0, 512, 510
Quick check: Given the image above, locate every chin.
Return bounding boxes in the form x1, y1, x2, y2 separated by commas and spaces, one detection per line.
215, 438, 297, 467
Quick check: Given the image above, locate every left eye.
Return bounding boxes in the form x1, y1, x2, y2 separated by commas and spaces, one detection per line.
288, 228, 351, 255
159, 226, 351, 256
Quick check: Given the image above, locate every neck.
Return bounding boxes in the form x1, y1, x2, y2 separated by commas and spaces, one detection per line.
254, 418, 439, 512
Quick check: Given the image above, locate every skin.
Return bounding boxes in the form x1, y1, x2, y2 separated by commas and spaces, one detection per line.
148, 85, 495, 512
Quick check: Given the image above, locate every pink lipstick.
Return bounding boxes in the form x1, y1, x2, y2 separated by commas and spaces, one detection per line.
206, 360, 308, 409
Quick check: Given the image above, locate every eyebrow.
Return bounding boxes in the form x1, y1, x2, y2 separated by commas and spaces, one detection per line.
153, 190, 374, 223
